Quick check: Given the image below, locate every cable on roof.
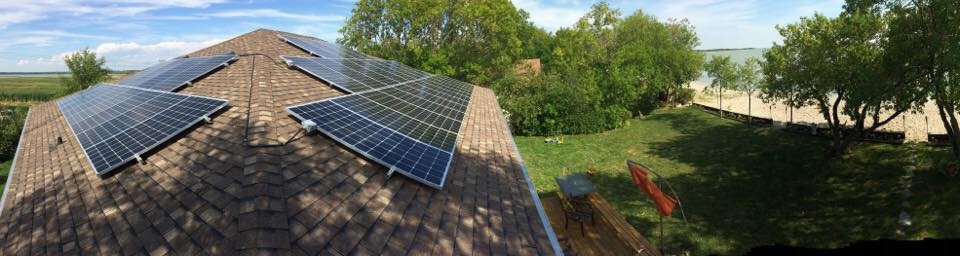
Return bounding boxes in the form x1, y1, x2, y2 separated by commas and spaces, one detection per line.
238, 52, 306, 148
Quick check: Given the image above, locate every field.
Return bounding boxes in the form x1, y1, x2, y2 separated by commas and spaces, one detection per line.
0, 75, 65, 193
517, 107, 959, 255
0, 76, 62, 105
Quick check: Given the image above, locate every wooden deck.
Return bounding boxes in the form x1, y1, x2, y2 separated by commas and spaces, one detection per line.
542, 193, 661, 256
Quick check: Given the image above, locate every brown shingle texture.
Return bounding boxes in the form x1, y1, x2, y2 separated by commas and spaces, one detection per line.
0, 29, 555, 255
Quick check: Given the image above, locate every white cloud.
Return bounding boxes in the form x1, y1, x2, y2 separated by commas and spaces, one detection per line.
0, 0, 227, 29
22, 30, 115, 40
657, 0, 758, 27
94, 39, 226, 69
651, 0, 843, 48
512, 0, 589, 31
203, 9, 345, 22
15, 38, 225, 71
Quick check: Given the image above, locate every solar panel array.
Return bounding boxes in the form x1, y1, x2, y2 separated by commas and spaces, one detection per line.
120, 54, 236, 92
278, 34, 371, 59
59, 84, 228, 175
282, 56, 431, 93
288, 75, 474, 189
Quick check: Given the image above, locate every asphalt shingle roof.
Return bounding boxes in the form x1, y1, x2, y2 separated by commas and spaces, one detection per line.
0, 29, 558, 255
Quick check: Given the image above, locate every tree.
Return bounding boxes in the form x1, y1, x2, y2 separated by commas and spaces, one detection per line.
856, 0, 960, 160
610, 10, 703, 114
338, 0, 527, 85
762, 11, 923, 156
736, 57, 763, 124
61, 48, 110, 94
517, 15, 553, 60
704, 55, 737, 119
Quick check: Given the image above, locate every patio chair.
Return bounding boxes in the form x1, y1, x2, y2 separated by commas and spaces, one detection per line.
558, 192, 595, 235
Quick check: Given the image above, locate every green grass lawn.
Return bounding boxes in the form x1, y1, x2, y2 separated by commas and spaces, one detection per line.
517, 107, 959, 255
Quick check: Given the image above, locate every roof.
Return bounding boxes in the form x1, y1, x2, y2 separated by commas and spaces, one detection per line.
514, 59, 541, 77
0, 29, 558, 255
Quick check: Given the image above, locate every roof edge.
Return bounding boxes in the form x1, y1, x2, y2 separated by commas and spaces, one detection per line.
0, 107, 31, 218
490, 90, 563, 255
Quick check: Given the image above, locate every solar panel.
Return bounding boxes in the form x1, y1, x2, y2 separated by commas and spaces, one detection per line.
59, 83, 228, 176
119, 53, 236, 92
282, 56, 431, 93
278, 34, 371, 59
287, 76, 474, 189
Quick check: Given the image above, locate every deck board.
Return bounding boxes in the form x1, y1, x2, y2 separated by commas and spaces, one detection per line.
542, 193, 660, 256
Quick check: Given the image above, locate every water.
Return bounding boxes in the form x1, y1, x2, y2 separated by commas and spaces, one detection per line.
696, 48, 766, 84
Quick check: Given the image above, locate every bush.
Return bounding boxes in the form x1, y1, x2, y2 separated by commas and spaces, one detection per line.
0, 106, 28, 161
493, 73, 627, 136
674, 87, 696, 105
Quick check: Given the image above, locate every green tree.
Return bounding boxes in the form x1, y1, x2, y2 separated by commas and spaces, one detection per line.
704, 55, 737, 118
854, 0, 960, 159
762, 11, 923, 156
339, 0, 526, 85
736, 57, 763, 124
61, 48, 110, 94
517, 16, 553, 60
611, 11, 703, 114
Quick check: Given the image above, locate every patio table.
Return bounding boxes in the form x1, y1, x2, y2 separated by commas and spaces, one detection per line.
556, 173, 597, 198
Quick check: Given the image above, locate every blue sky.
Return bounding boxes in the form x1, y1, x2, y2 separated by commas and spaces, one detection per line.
0, 0, 843, 72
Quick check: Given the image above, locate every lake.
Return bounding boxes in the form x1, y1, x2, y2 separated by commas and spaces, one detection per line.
696, 48, 766, 84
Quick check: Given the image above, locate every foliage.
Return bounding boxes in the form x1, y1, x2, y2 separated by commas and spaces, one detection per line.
735, 57, 762, 95
1, 159, 10, 192
339, 0, 526, 85
60, 48, 111, 95
858, 0, 960, 160
673, 87, 696, 105
341, 0, 704, 136
611, 11, 703, 113
737, 57, 763, 122
494, 72, 624, 135
761, 11, 924, 156
496, 2, 704, 135
517, 13, 554, 60
0, 106, 27, 161
517, 108, 956, 255
704, 55, 737, 92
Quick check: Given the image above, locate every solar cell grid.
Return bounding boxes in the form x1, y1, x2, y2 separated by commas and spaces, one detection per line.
278, 34, 371, 59
58, 84, 228, 175
281, 56, 431, 93
286, 75, 475, 189
288, 101, 450, 186
120, 54, 236, 92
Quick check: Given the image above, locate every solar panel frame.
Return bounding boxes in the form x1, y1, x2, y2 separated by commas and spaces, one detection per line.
277, 34, 371, 59
119, 53, 237, 92
286, 98, 457, 189
286, 75, 475, 189
281, 56, 431, 93
59, 83, 229, 176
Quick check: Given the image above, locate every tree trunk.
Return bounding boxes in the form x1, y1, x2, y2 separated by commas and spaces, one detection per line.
937, 100, 960, 160
719, 87, 723, 119
747, 93, 753, 125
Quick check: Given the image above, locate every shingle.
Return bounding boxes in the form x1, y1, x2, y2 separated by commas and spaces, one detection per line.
0, 29, 555, 255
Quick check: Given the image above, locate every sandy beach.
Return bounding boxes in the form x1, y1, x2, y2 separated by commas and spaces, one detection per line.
689, 81, 944, 142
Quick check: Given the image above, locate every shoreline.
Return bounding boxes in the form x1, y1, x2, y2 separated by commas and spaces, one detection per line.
688, 81, 942, 141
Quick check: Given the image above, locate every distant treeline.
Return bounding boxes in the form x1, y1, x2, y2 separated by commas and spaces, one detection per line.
0, 72, 69, 75
0, 70, 139, 76
698, 48, 758, 52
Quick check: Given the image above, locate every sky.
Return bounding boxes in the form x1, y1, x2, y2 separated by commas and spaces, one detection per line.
0, 0, 844, 72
